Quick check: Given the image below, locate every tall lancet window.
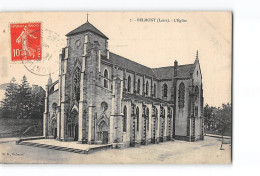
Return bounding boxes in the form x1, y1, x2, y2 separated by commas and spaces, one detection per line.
154, 83, 156, 97
195, 86, 199, 101
163, 83, 168, 98
137, 79, 140, 94
128, 76, 131, 93
146, 81, 149, 96
178, 82, 185, 108
104, 69, 108, 88
73, 67, 81, 102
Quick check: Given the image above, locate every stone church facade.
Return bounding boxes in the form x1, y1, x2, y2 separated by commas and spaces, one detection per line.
43, 19, 204, 148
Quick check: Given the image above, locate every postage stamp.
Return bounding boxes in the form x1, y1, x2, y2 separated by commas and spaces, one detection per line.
10, 22, 42, 61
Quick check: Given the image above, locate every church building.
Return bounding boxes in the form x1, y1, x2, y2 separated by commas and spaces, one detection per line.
43, 18, 204, 148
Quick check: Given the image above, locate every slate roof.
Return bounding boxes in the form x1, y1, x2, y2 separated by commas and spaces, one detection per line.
152, 64, 195, 79
67, 22, 195, 80
105, 52, 157, 78
66, 22, 109, 39
103, 52, 195, 80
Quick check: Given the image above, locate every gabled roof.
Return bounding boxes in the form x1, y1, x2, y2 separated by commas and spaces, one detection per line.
105, 52, 157, 78
152, 64, 195, 79
66, 22, 109, 39
102, 52, 196, 80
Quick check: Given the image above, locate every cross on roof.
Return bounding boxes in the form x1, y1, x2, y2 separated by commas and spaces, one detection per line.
87, 13, 89, 22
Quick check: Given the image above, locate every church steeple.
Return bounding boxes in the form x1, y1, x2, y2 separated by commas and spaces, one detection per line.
86, 13, 89, 23
47, 73, 52, 86
194, 50, 199, 64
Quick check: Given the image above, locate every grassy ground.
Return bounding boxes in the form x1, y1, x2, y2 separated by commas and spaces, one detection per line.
205, 130, 231, 136
0, 118, 43, 138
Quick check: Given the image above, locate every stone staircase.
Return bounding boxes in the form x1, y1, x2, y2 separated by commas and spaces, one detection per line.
18, 140, 113, 155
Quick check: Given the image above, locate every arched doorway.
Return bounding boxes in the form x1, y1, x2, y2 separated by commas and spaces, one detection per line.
74, 124, 78, 141
68, 108, 79, 141
97, 120, 109, 144
51, 118, 57, 139
97, 113, 109, 144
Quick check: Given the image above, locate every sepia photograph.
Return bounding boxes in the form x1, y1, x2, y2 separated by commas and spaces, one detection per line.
0, 12, 232, 164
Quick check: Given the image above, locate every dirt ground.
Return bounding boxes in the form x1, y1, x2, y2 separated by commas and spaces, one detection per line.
0, 136, 231, 164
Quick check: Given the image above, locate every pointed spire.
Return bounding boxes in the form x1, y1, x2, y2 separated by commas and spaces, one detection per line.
196, 50, 199, 60
87, 13, 89, 23
47, 73, 52, 86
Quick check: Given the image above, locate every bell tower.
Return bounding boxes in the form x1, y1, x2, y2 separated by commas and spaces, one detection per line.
58, 16, 110, 142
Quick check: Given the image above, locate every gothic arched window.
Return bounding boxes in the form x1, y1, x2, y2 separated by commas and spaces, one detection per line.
52, 103, 57, 112
195, 86, 199, 101
104, 69, 108, 88
137, 79, 140, 94
127, 76, 131, 92
146, 81, 149, 96
154, 83, 156, 97
73, 67, 81, 102
162, 83, 168, 98
101, 101, 108, 112
178, 82, 185, 108
136, 107, 139, 131
123, 106, 127, 132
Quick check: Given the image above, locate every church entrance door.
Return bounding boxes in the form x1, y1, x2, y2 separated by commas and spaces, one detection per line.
54, 128, 57, 139
74, 124, 78, 141
97, 120, 109, 144
51, 119, 57, 139
68, 108, 79, 141
102, 131, 108, 144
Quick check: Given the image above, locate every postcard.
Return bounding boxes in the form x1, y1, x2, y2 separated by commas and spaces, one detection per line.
0, 12, 232, 164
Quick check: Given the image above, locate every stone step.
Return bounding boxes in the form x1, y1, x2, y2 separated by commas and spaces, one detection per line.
18, 141, 113, 155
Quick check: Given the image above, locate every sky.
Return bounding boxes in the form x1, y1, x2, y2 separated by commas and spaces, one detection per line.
0, 12, 232, 107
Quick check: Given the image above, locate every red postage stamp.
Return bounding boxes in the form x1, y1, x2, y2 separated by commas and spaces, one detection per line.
10, 22, 42, 61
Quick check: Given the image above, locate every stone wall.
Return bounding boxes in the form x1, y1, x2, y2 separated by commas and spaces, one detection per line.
175, 79, 191, 137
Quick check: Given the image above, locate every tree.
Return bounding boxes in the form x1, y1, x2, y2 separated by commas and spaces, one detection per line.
1, 77, 18, 118
30, 85, 45, 118
203, 104, 216, 133
214, 103, 232, 149
1, 76, 45, 119
17, 75, 32, 118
